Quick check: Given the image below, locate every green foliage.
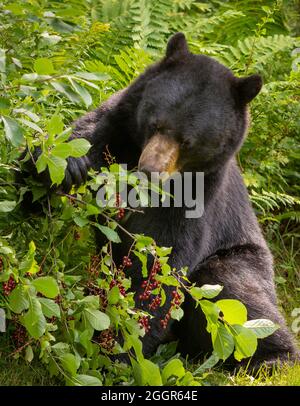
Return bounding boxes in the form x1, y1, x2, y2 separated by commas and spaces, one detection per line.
0, 0, 299, 386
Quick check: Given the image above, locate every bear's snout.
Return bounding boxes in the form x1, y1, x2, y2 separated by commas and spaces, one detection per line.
138, 133, 181, 177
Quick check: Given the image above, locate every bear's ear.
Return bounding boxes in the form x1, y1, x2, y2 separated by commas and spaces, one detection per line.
166, 32, 189, 59
234, 74, 263, 104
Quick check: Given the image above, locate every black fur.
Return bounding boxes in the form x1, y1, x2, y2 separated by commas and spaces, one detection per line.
22, 33, 297, 368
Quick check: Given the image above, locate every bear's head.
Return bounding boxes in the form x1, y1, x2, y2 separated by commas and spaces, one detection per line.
136, 33, 262, 176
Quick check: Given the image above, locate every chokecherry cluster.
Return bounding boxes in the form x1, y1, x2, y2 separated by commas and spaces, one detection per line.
160, 290, 182, 329
73, 230, 81, 240
84, 282, 108, 309
110, 279, 126, 297
97, 328, 115, 352
115, 193, 125, 220
12, 324, 27, 349
54, 295, 63, 304
87, 255, 101, 278
138, 260, 161, 302
138, 315, 151, 333
2, 275, 16, 296
139, 260, 163, 313
85, 281, 101, 296
122, 256, 132, 268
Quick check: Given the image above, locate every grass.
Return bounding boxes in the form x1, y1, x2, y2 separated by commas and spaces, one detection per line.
0, 227, 299, 386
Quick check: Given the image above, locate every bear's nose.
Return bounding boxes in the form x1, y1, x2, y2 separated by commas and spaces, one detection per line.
138, 133, 181, 178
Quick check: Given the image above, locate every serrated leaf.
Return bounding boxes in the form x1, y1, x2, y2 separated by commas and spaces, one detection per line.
94, 224, 121, 243
69, 79, 92, 108
60, 353, 78, 377
8, 286, 29, 313
232, 325, 258, 361
212, 323, 235, 361
68, 138, 91, 157
73, 216, 89, 227
21, 297, 46, 339
0, 200, 16, 212
74, 72, 109, 81
162, 359, 185, 384
140, 359, 162, 386
133, 250, 148, 278
74, 374, 102, 386
25, 345, 34, 363
47, 155, 67, 185
38, 298, 61, 318
170, 307, 184, 321
2, 116, 24, 146
108, 285, 121, 304
32, 276, 59, 299
34, 58, 54, 75
47, 115, 64, 137
52, 143, 72, 159
217, 299, 247, 325
243, 319, 279, 338
191, 284, 223, 300
84, 308, 110, 331
35, 154, 48, 173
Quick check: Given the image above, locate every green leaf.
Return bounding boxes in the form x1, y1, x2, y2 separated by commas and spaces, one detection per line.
75, 72, 109, 81
60, 353, 78, 377
190, 284, 223, 300
34, 58, 55, 75
21, 297, 46, 339
170, 307, 184, 321
216, 299, 247, 325
51, 143, 72, 159
155, 246, 172, 257
243, 319, 279, 338
133, 250, 148, 278
200, 300, 220, 332
47, 155, 67, 185
0, 49, 6, 73
140, 359, 162, 386
2, 116, 24, 146
52, 342, 70, 356
8, 286, 29, 313
47, 115, 64, 137
35, 154, 48, 173
0, 97, 10, 112
51, 81, 81, 104
162, 359, 185, 384
38, 298, 61, 318
74, 374, 102, 386
108, 285, 121, 304
25, 345, 34, 363
232, 325, 258, 361
74, 216, 89, 227
84, 308, 110, 331
193, 352, 220, 375
32, 276, 59, 299
19, 241, 39, 275
69, 79, 92, 108
212, 323, 235, 361
0, 200, 16, 212
198, 284, 223, 299
94, 224, 121, 243
68, 138, 91, 157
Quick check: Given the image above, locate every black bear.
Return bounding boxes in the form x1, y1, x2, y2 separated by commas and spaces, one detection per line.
23, 33, 297, 368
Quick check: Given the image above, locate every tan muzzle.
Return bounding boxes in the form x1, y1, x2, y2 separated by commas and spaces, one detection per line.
138, 133, 180, 176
